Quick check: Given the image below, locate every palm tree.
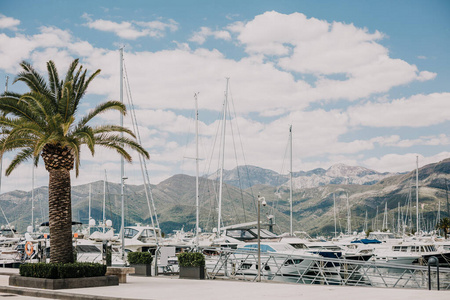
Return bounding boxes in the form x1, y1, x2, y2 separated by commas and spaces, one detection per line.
436, 217, 450, 239
0, 59, 149, 263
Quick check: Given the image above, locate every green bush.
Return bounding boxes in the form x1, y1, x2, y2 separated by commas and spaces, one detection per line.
127, 252, 153, 265
177, 252, 205, 267
19, 262, 106, 279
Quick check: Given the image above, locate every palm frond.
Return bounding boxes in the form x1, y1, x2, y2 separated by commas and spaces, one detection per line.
92, 125, 136, 138
71, 126, 95, 155
0, 98, 44, 129
14, 61, 52, 98
59, 81, 74, 122
64, 59, 79, 84
94, 134, 149, 160
46, 60, 61, 102
5, 148, 34, 176
75, 69, 100, 103
76, 101, 126, 129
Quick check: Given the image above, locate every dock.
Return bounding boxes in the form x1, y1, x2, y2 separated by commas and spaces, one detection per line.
0, 268, 448, 300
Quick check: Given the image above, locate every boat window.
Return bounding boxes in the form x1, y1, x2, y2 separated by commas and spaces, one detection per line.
393, 246, 401, 251
290, 243, 308, 249
411, 246, 417, 252
141, 229, 155, 238
76, 245, 101, 253
240, 244, 257, 251
226, 230, 254, 239
261, 244, 276, 252
420, 246, 425, 252
430, 246, 437, 252
248, 229, 278, 238
400, 246, 407, 252
124, 228, 139, 239
239, 244, 276, 252
284, 258, 304, 266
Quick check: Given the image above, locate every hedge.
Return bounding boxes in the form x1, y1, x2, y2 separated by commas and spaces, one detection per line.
127, 252, 153, 265
177, 252, 205, 267
19, 262, 107, 279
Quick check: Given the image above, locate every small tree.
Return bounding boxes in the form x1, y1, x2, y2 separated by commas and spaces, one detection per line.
436, 217, 450, 239
0, 59, 149, 263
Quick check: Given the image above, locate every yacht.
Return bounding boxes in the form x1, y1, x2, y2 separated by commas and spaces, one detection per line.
232, 241, 341, 284
120, 224, 161, 254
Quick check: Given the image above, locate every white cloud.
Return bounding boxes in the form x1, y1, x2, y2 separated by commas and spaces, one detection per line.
363, 152, 450, 173
0, 14, 20, 30
232, 11, 436, 101
348, 93, 450, 128
380, 134, 450, 148
84, 17, 178, 40
189, 27, 231, 44
0, 11, 448, 190
0, 26, 74, 73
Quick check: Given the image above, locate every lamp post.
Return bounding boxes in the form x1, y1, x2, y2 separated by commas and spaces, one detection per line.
257, 195, 266, 282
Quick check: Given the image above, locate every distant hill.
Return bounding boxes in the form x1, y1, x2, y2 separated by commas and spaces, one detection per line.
209, 164, 397, 189
0, 159, 449, 236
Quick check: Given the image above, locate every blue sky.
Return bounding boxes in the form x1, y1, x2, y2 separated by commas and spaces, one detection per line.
0, 0, 449, 192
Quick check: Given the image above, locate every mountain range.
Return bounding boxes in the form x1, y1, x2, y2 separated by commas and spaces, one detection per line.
1, 158, 449, 236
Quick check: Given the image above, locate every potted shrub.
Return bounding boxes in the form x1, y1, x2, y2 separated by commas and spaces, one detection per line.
127, 252, 153, 276
178, 252, 205, 279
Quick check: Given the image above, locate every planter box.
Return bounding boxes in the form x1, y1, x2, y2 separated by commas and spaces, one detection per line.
9, 275, 118, 290
130, 264, 152, 276
179, 266, 205, 280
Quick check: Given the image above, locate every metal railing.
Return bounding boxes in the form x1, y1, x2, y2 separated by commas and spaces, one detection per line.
204, 248, 450, 290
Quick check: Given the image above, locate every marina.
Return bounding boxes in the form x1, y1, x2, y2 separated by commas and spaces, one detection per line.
1, 1, 450, 299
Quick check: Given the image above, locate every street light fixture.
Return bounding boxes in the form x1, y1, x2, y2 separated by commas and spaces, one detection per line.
257, 195, 266, 282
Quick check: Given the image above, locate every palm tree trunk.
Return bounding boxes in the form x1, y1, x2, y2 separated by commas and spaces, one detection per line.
48, 169, 73, 263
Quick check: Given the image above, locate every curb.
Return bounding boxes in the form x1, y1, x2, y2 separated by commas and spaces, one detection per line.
0, 285, 143, 300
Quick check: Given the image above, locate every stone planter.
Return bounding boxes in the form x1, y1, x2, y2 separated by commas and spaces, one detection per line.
179, 266, 205, 279
9, 275, 118, 290
130, 264, 152, 276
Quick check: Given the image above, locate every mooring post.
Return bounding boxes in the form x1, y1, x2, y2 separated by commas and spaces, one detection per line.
428, 256, 440, 291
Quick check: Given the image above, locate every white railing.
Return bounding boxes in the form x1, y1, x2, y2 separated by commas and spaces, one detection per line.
204, 248, 450, 290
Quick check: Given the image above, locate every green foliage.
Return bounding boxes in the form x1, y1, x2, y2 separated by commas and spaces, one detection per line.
0, 59, 149, 177
19, 262, 106, 279
436, 217, 450, 238
127, 252, 153, 265
177, 252, 205, 267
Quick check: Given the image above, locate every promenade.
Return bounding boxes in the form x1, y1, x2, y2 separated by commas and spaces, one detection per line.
0, 268, 447, 300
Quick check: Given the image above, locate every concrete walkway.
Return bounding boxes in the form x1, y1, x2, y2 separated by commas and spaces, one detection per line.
0, 268, 448, 300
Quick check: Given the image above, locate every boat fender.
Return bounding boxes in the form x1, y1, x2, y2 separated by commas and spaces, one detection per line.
25, 241, 34, 256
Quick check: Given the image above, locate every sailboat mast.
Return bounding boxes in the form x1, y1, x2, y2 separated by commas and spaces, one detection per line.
217, 78, 229, 236
446, 178, 449, 218
333, 193, 337, 238
194, 93, 200, 249
364, 210, 368, 233
416, 156, 419, 233
437, 201, 441, 227
103, 170, 106, 233
120, 47, 125, 259
31, 163, 34, 231
0, 76, 8, 195
346, 190, 351, 234
289, 125, 293, 236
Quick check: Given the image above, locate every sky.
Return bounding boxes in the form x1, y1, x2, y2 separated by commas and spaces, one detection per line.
0, 0, 449, 193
